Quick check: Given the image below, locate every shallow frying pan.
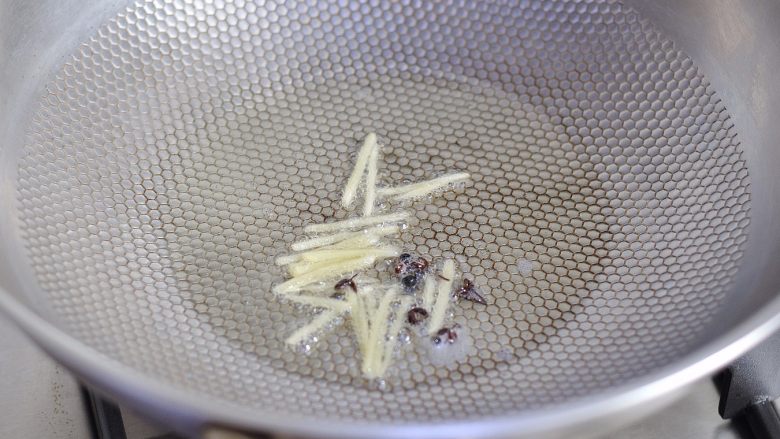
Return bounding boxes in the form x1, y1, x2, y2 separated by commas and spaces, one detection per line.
1, 0, 780, 437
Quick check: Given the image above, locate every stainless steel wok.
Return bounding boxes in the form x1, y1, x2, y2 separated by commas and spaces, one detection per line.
1, 0, 780, 438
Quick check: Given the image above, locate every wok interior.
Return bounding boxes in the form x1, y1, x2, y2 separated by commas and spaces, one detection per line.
3, 0, 780, 426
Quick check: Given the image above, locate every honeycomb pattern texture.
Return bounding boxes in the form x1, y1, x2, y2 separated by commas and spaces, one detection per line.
15, 0, 750, 423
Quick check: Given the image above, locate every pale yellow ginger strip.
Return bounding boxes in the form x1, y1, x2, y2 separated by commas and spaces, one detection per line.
286, 248, 373, 273
356, 283, 378, 298
287, 262, 311, 277
360, 286, 380, 313
291, 232, 356, 252
319, 235, 379, 250
355, 294, 371, 352
290, 225, 400, 252
422, 275, 436, 310
304, 211, 409, 234
283, 295, 350, 312
287, 255, 372, 281
288, 245, 384, 276
280, 236, 388, 266
285, 310, 342, 346
341, 132, 377, 209
347, 292, 369, 356
275, 254, 301, 266
428, 259, 456, 335
377, 172, 471, 199
363, 288, 397, 378
297, 282, 337, 294
299, 246, 400, 263
273, 256, 376, 294
391, 173, 471, 201
288, 257, 356, 278
362, 145, 380, 217
354, 282, 380, 316
378, 296, 413, 377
